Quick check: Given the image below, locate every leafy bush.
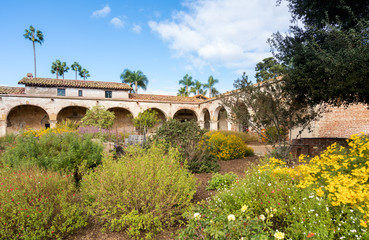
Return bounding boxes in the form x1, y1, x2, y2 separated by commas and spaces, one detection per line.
206, 172, 238, 191
261, 126, 288, 144
0, 134, 16, 154
23, 123, 75, 138
0, 166, 87, 239
178, 166, 341, 239
78, 126, 129, 144
206, 131, 254, 160
81, 143, 198, 239
1, 131, 103, 183
80, 105, 115, 129
153, 119, 219, 173
214, 130, 259, 143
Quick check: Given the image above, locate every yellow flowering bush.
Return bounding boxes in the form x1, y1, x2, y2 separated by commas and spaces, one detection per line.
263, 133, 369, 228
205, 131, 254, 160
23, 123, 75, 138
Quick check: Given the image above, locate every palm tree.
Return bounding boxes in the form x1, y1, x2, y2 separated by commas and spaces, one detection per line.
60, 62, 69, 79
120, 69, 148, 93
79, 68, 90, 80
71, 62, 81, 80
177, 87, 188, 96
179, 74, 194, 96
51, 60, 62, 79
190, 80, 207, 96
204, 75, 219, 98
23, 25, 44, 78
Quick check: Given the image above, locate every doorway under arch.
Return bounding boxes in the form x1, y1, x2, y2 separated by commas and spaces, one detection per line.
7, 105, 49, 134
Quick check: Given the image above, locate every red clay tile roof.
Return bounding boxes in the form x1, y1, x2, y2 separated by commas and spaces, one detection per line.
129, 93, 205, 102
19, 77, 132, 90
0, 86, 25, 94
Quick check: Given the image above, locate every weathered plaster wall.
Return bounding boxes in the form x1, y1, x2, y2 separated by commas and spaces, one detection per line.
25, 86, 129, 98
0, 94, 232, 136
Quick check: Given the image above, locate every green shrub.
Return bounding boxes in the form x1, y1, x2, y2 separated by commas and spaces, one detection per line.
0, 133, 16, 155
81, 143, 198, 239
1, 132, 103, 183
153, 119, 219, 173
178, 164, 367, 239
206, 131, 254, 160
81, 105, 115, 129
0, 166, 87, 239
206, 172, 238, 191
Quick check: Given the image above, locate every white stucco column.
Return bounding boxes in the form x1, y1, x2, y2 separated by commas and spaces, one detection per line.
0, 120, 6, 137
49, 120, 57, 128
198, 120, 204, 129
210, 120, 218, 131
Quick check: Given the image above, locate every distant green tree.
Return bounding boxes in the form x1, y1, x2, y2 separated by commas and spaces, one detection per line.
51, 59, 62, 79
120, 69, 148, 93
179, 74, 194, 96
204, 76, 219, 98
255, 57, 286, 82
80, 106, 115, 129
79, 68, 90, 80
177, 87, 188, 97
190, 80, 207, 96
60, 61, 69, 79
71, 62, 81, 80
24, 25, 44, 78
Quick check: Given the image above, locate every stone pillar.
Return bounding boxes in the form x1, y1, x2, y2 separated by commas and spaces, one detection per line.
0, 120, 6, 137
49, 120, 57, 128
198, 120, 204, 129
210, 120, 218, 131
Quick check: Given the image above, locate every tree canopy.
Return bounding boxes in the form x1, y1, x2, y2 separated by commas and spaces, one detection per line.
120, 69, 148, 93
270, 0, 369, 107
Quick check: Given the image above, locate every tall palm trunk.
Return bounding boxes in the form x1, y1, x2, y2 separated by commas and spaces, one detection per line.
135, 81, 138, 93
33, 41, 36, 78
209, 88, 212, 98
75, 71, 77, 80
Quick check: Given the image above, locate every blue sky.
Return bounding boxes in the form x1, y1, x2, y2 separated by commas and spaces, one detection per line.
0, 0, 291, 95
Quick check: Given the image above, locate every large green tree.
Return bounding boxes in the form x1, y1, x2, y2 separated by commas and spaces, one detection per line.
204, 76, 219, 98
120, 69, 148, 93
24, 25, 44, 78
178, 74, 194, 96
71, 62, 81, 80
270, 0, 369, 107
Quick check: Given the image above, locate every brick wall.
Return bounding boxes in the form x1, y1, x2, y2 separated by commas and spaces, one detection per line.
290, 138, 348, 157
316, 104, 369, 138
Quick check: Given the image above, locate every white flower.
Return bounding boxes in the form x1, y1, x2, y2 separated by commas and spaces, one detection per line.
228, 214, 236, 221
194, 212, 201, 219
259, 214, 266, 221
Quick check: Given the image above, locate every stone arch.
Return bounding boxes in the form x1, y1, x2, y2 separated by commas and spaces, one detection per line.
108, 107, 134, 133
6, 105, 50, 134
214, 106, 229, 131
57, 106, 88, 123
173, 109, 198, 122
146, 108, 167, 130
200, 108, 211, 130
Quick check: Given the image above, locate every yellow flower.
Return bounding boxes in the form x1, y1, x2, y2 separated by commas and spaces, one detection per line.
274, 231, 285, 240
241, 205, 248, 212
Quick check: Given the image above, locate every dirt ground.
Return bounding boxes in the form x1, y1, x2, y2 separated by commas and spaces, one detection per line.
66, 156, 260, 240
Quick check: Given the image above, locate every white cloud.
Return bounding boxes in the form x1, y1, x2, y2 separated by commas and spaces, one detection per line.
132, 24, 142, 33
149, 0, 291, 72
91, 5, 111, 18
111, 17, 125, 28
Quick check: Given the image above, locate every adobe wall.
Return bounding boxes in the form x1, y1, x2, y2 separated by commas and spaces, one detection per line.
290, 138, 348, 157
0, 94, 236, 136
